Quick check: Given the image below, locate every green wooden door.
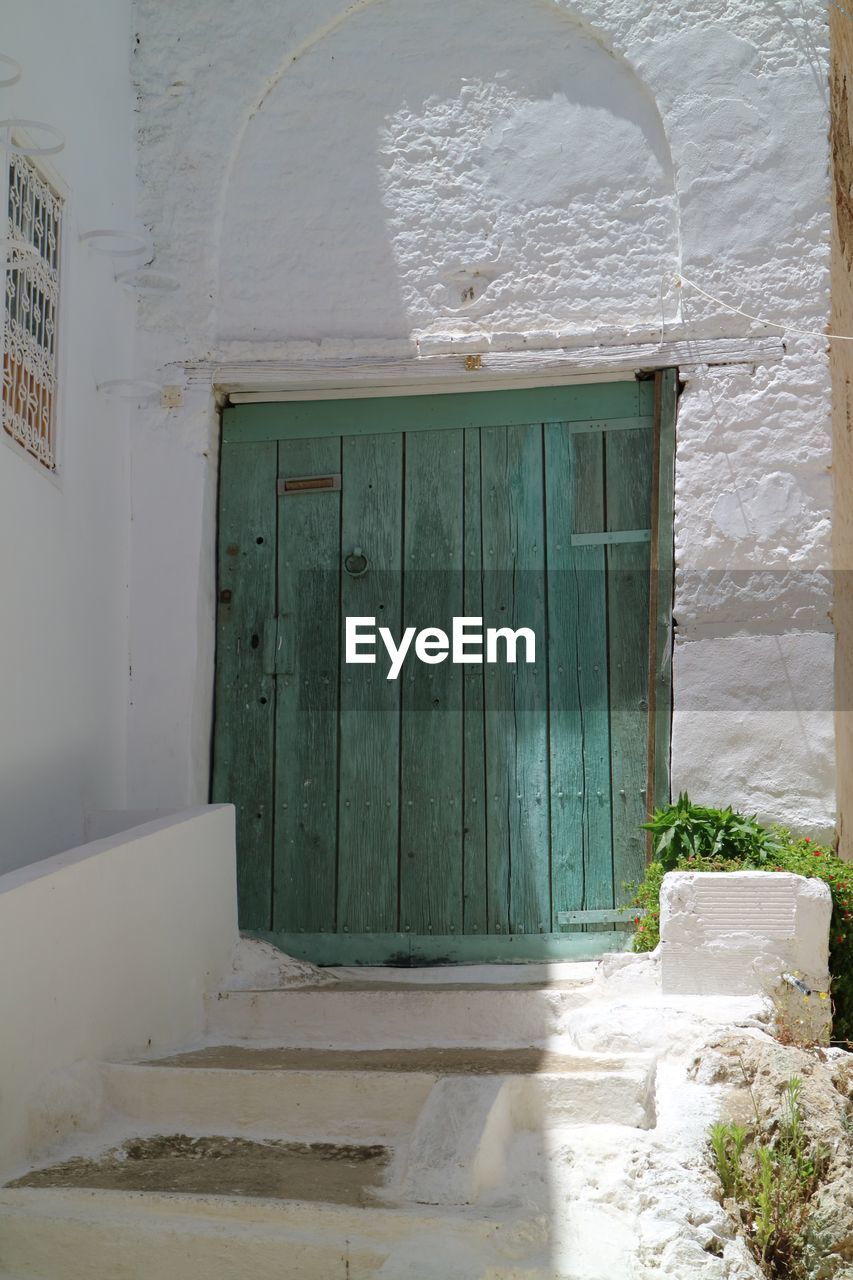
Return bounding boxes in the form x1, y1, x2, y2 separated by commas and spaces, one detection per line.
213, 375, 675, 964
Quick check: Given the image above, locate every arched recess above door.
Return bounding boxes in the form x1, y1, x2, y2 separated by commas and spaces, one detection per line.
216, 0, 679, 345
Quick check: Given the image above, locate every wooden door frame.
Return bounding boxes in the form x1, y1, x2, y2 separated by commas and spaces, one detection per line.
646, 369, 676, 821
213, 371, 677, 964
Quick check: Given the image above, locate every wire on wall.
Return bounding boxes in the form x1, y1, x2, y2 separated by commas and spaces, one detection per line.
677, 275, 853, 343
829, 0, 853, 21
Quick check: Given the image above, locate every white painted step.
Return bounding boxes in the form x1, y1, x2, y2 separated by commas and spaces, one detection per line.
0, 1187, 538, 1280
206, 979, 594, 1048
99, 1045, 656, 1141
0, 1046, 656, 1279
99, 1052, 431, 1142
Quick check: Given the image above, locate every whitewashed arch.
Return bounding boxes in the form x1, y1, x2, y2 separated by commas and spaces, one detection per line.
215, 0, 680, 343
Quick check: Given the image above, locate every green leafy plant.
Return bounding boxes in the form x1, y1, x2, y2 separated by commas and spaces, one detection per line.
708, 1076, 829, 1280
644, 792, 783, 870
709, 1119, 748, 1197
630, 796, 853, 1044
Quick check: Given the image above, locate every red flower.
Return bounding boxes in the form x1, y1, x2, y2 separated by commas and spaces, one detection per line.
805, 837, 811, 843
813, 851, 821, 857
837, 936, 844, 944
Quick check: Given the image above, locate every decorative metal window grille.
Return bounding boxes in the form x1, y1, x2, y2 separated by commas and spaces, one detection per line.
2, 152, 62, 470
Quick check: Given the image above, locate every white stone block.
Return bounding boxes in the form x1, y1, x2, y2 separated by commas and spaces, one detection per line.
659, 871, 831, 1000
395, 1076, 512, 1206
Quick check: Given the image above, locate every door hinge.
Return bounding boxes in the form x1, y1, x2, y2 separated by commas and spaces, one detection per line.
570, 529, 651, 547
556, 907, 645, 926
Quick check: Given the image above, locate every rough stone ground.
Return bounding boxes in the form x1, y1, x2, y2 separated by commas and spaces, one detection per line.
693, 1034, 853, 1277
5, 948, 850, 1279
512, 954, 853, 1280
224, 936, 338, 990
237, 950, 850, 1279
8, 1135, 389, 1206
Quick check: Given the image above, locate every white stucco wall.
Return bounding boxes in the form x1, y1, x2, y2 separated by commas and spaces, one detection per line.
0, 2, 138, 872
128, 0, 833, 833
0, 806, 238, 1176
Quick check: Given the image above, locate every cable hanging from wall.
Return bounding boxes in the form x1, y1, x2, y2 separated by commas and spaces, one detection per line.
676, 275, 853, 344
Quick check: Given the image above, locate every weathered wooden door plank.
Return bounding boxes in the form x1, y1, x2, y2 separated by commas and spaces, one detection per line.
544, 421, 583, 924
225, 383, 644, 443
509, 423, 551, 937
606, 427, 654, 901
212, 440, 278, 929
273, 436, 341, 934
568, 431, 613, 921
337, 432, 403, 933
481, 423, 550, 936
399, 428, 465, 935
249, 928, 634, 965
648, 370, 677, 815
462, 427, 488, 935
545, 425, 611, 926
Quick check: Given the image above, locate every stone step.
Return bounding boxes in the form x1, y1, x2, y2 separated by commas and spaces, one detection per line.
5, 1134, 391, 1204
99, 1051, 432, 1143
0, 1186, 536, 1280
99, 1045, 655, 1141
1, 964, 654, 1279
206, 979, 594, 1048
1, 1045, 656, 1277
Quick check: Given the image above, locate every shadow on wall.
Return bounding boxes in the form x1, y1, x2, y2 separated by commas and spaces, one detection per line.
217, 0, 678, 344
0, 739, 91, 878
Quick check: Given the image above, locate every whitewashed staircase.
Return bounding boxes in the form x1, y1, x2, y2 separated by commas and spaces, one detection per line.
0, 969, 658, 1280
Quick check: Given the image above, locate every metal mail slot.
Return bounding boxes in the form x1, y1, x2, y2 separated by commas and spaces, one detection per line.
277, 474, 341, 496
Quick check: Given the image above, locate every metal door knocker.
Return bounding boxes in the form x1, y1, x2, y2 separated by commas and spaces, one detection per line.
344, 546, 369, 578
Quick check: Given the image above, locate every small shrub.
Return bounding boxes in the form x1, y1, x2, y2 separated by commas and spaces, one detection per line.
708, 1076, 830, 1280
709, 1119, 749, 1197
630, 796, 853, 1044
771, 986, 827, 1051
644, 792, 782, 869
631, 858, 665, 951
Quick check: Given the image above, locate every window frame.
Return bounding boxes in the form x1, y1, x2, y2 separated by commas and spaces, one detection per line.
1, 131, 68, 484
